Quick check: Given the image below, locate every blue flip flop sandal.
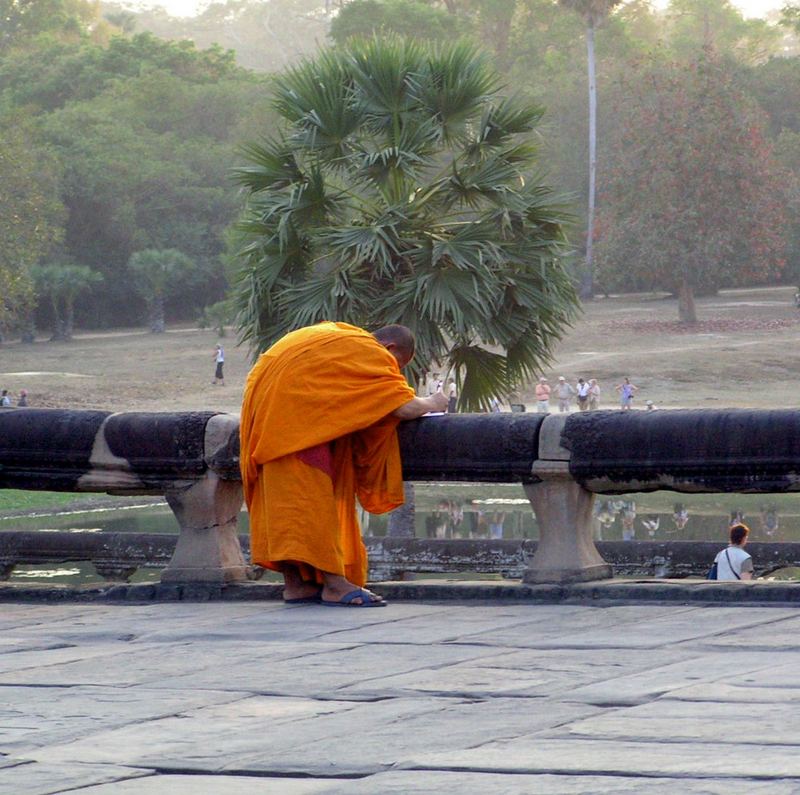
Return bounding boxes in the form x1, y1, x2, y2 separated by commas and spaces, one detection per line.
321, 588, 387, 607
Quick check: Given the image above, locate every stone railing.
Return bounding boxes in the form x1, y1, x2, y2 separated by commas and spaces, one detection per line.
1, 408, 799, 585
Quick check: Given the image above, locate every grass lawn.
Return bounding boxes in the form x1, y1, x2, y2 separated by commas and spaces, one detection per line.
0, 490, 100, 514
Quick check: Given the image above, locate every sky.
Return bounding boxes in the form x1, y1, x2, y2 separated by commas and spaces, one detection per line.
129, 0, 785, 18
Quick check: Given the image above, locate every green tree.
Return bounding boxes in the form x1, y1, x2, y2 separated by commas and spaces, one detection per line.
31, 262, 102, 340
0, 32, 271, 326
330, 0, 461, 42
232, 38, 577, 409
0, 124, 64, 335
665, 0, 779, 64
128, 248, 197, 333
0, 0, 97, 52
596, 56, 787, 322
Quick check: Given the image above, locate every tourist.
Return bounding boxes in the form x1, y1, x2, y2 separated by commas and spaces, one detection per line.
615, 377, 638, 410
488, 511, 505, 539
712, 523, 754, 581
17, 389, 28, 407
534, 377, 550, 413
447, 380, 457, 413
576, 377, 590, 411
212, 343, 225, 386
588, 379, 600, 410
641, 515, 660, 537
0, 389, 10, 407
760, 505, 779, 538
556, 376, 575, 413
672, 503, 689, 532
239, 322, 448, 607
428, 372, 443, 395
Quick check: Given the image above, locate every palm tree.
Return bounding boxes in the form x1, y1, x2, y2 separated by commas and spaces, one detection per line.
232, 37, 578, 410
31, 263, 102, 341
128, 249, 196, 333
559, 0, 624, 299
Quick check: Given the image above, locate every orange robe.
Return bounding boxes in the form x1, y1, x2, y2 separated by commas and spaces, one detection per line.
240, 322, 416, 586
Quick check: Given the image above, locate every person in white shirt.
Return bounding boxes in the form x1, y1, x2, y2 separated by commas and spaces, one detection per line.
714, 523, 754, 581
576, 378, 591, 411
212, 344, 225, 386
588, 379, 600, 410
556, 376, 575, 412
427, 373, 443, 396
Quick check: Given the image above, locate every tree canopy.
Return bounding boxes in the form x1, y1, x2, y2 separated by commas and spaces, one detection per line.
232, 37, 577, 407
596, 55, 787, 321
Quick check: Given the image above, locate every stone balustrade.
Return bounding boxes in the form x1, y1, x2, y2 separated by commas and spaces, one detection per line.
1, 407, 799, 585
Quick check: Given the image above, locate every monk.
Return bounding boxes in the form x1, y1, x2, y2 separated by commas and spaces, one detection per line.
240, 322, 448, 607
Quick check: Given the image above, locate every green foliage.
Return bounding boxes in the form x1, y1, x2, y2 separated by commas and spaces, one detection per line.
0, 122, 64, 333
31, 262, 102, 339
0, 0, 97, 52
665, 0, 779, 65
198, 299, 234, 337
0, 31, 272, 328
128, 248, 197, 332
595, 55, 788, 319
232, 37, 577, 409
774, 129, 800, 284
330, 0, 461, 43
782, 4, 800, 34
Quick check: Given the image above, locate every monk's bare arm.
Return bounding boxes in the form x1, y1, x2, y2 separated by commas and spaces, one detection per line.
392, 392, 449, 419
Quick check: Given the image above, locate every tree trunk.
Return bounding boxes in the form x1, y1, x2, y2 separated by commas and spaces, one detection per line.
64, 300, 74, 341
678, 277, 697, 324
387, 482, 416, 538
581, 18, 597, 300
149, 295, 165, 333
50, 298, 66, 341
19, 311, 35, 343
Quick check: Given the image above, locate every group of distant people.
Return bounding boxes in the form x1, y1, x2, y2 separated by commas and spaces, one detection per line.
425, 500, 508, 540
422, 372, 459, 413
533, 376, 648, 413
0, 389, 27, 407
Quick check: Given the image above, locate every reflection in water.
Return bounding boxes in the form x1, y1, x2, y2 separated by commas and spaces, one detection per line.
6, 487, 800, 583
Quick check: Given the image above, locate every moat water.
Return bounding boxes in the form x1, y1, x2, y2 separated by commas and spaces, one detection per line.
3, 484, 800, 583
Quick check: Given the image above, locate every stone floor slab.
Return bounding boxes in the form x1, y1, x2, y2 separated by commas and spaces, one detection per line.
2, 601, 800, 791
563, 649, 783, 705
323, 770, 800, 794
339, 646, 695, 699
559, 700, 800, 745
0, 761, 149, 795
0, 685, 250, 753
471, 606, 798, 650
404, 738, 800, 778
72, 773, 336, 794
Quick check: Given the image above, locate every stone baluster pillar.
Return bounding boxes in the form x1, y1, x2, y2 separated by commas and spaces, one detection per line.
522, 414, 612, 584
161, 415, 248, 584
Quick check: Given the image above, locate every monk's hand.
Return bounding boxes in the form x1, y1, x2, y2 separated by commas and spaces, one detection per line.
392, 391, 449, 419
427, 391, 449, 413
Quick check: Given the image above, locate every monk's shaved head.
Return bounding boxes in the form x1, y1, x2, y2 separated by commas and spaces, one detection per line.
373, 324, 415, 367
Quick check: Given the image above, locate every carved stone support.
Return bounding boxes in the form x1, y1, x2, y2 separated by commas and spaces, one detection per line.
162, 414, 247, 584
521, 420, 613, 583
161, 473, 248, 583
0, 564, 15, 581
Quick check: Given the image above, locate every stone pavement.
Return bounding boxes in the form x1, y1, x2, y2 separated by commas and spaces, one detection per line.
2, 597, 800, 794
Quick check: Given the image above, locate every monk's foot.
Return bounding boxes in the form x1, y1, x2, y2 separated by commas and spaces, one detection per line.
282, 581, 322, 603
321, 585, 384, 606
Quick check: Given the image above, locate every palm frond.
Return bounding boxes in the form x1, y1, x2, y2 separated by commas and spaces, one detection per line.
448, 344, 511, 412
